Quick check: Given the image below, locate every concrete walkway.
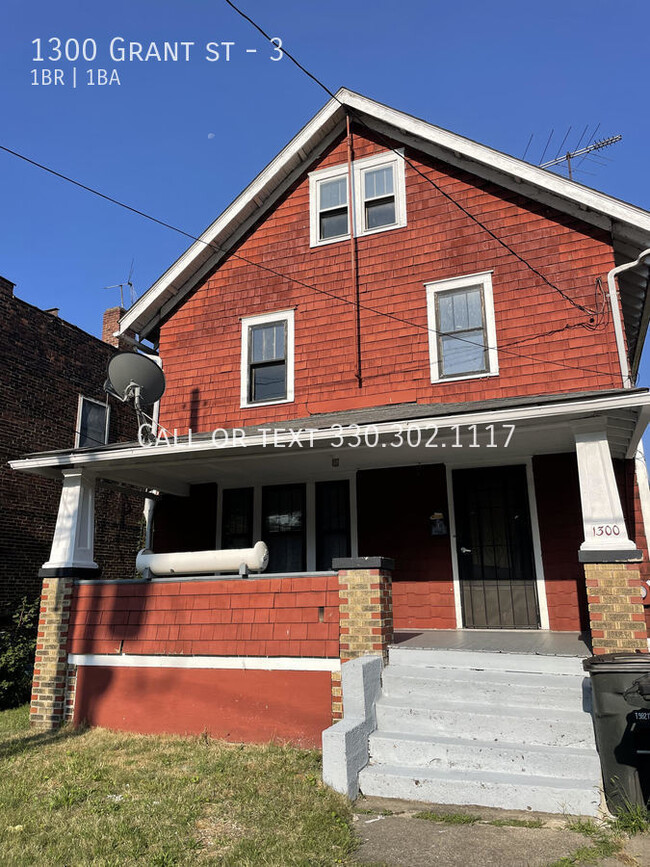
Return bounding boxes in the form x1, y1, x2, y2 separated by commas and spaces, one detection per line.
352, 797, 649, 867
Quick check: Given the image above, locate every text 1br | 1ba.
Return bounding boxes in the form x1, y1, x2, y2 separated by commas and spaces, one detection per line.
31, 68, 120, 87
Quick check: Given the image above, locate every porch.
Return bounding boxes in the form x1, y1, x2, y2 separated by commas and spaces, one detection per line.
393, 628, 592, 656
9, 387, 650, 742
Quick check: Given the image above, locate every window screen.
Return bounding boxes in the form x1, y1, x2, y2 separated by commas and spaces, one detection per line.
436, 286, 487, 377
315, 480, 351, 570
248, 320, 287, 402
78, 398, 108, 448
262, 484, 306, 573
221, 488, 254, 549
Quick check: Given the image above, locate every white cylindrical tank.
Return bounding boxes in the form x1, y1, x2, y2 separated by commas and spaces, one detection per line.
135, 541, 269, 576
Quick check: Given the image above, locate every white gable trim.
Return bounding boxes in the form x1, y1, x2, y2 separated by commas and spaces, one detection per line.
119, 88, 650, 340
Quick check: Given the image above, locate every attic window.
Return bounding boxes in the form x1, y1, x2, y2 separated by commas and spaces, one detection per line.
240, 309, 295, 407
318, 176, 349, 241
362, 165, 396, 230
309, 150, 406, 247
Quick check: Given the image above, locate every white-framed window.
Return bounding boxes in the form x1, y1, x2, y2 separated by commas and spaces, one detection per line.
240, 309, 295, 407
353, 151, 406, 237
75, 396, 110, 448
217, 476, 358, 573
309, 150, 406, 247
310, 165, 350, 246
425, 271, 499, 383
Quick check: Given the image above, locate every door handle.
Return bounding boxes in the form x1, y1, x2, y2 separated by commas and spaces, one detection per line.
460, 547, 472, 554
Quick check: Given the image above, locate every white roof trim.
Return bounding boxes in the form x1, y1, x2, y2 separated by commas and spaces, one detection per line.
120, 88, 650, 338
10, 390, 650, 476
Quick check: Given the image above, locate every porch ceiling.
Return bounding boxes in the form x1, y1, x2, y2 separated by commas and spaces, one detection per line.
10, 389, 650, 496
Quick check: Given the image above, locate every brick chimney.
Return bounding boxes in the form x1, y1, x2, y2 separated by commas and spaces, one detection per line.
0, 276, 15, 297
102, 306, 135, 351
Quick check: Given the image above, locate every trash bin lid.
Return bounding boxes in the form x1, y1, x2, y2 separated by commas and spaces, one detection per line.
583, 651, 650, 673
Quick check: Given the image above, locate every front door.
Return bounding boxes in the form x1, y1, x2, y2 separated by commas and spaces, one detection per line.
453, 465, 540, 629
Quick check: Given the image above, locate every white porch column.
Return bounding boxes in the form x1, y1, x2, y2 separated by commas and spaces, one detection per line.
574, 426, 642, 562
42, 470, 99, 572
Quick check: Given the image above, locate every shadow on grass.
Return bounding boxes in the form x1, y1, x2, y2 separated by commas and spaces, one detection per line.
0, 722, 86, 761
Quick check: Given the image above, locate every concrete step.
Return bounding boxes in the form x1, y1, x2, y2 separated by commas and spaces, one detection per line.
382, 665, 590, 712
388, 647, 586, 676
375, 699, 596, 748
368, 730, 601, 779
358, 763, 601, 816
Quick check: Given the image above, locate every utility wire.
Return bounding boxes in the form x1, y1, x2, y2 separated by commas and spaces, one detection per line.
0, 99, 616, 378
222, 0, 600, 317
0, 140, 613, 381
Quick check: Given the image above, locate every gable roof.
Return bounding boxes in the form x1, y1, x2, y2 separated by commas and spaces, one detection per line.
119, 88, 650, 374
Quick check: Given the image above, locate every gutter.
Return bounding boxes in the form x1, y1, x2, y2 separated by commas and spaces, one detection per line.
10, 389, 650, 475
607, 248, 650, 387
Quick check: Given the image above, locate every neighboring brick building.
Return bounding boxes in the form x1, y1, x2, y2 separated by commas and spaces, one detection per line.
0, 280, 143, 621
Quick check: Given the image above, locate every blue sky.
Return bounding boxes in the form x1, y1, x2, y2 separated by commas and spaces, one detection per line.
1, 0, 649, 388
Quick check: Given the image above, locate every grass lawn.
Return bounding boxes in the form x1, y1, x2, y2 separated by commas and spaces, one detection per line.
0, 706, 356, 866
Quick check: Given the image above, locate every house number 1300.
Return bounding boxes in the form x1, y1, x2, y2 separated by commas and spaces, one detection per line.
592, 525, 621, 537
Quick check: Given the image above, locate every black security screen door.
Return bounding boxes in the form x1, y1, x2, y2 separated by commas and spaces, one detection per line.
453, 465, 540, 629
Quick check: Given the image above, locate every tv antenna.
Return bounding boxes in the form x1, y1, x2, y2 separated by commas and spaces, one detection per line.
104, 351, 166, 441
102, 259, 136, 308
540, 135, 622, 180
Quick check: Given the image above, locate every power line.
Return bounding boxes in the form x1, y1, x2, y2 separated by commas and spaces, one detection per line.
222, 0, 600, 317
0, 139, 615, 380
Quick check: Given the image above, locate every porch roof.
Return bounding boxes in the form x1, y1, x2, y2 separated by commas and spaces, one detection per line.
10, 388, 650, 496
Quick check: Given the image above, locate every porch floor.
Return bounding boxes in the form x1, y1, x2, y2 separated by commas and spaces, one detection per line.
392, 629, 592, 657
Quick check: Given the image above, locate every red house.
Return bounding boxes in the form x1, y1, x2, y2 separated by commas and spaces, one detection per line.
13, 90, 650, 814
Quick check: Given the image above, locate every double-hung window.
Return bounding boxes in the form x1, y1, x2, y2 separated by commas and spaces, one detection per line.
241, 309, 295, 407
425, 272, 498, 382
361, 164, 396, 231
309, 150, 406, 247
318, 175, 349, 241
310, 166, 350, 245
75, 396, 110, 448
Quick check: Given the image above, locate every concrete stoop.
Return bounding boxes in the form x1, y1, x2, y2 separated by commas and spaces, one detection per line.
357, 646, 603, 816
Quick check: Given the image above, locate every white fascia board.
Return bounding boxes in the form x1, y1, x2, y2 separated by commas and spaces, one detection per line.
10, 391, 650, 476
68, 653, 341, 672
121, 87, 650, 340
341, 90, 650, 235
119, 98, 344, 337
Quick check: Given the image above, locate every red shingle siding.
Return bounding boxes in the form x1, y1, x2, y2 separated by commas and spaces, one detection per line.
532, 454, 588, 632
68, 575, 340, 658
357, 465, 456, 629
157, 126, 620, 433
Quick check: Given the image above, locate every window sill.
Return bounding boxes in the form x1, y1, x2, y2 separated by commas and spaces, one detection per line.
309, 232, 352, 249
240, 396, 295, 409
309, 220, 406, 249
430, 370, 500, 385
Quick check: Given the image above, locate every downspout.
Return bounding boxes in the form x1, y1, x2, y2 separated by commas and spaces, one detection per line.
607, 247, 650, 388
114, 330, 162, 552
143, 353, 163, 551
346, 113, 362, 388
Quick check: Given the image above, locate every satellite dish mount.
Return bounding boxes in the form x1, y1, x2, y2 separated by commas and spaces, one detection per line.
104, 352, 166, 442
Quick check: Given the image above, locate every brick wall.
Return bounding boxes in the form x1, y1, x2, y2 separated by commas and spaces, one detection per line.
156, 125, 621, 434
68, 575, 340, 657
0, 288, 143, 617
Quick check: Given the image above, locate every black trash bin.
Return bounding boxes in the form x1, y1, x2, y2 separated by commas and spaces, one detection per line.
583, 652, 650, 814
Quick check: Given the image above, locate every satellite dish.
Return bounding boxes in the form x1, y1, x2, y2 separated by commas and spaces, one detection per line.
105, 352, 165, 409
